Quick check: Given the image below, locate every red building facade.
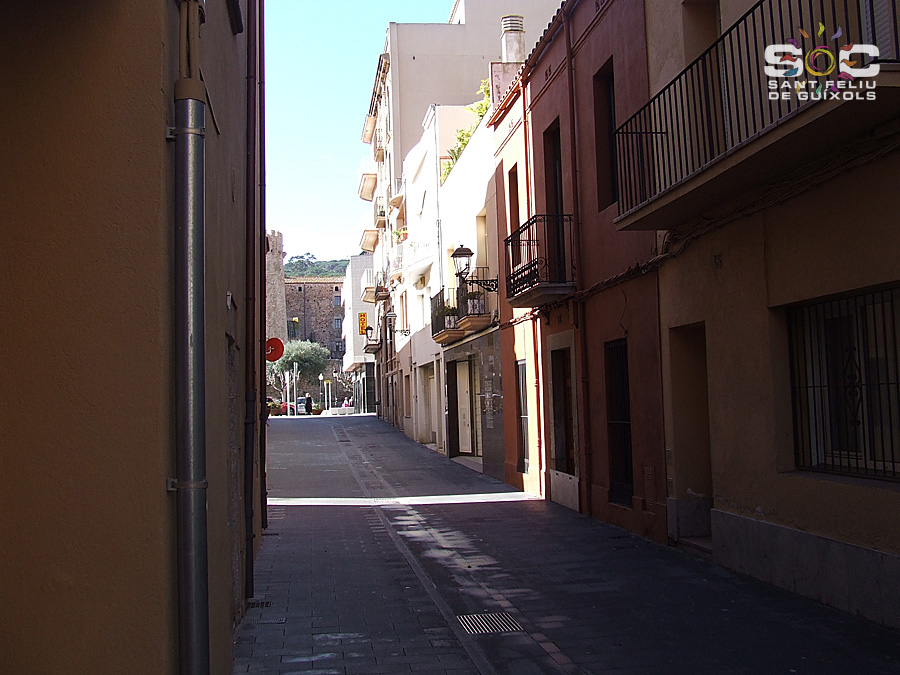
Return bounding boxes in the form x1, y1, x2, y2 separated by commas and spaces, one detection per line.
490, 0, 667, 542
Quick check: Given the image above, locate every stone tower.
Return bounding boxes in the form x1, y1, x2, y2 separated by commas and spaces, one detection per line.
265, 230, 288, 343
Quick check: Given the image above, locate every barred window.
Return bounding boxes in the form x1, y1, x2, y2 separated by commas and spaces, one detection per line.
788, 287, 900, 481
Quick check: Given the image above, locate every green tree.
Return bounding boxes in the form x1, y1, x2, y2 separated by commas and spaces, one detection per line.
283, 253, 349, 278
441, 79, 491, 183
266, 340, 330, 390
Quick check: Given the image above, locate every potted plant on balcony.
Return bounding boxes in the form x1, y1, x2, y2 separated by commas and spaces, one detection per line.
391, 227, 408, 244
442, 304, 459, 329
466, 290, 485, 315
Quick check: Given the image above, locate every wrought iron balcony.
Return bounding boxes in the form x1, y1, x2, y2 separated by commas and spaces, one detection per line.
374, 271, 390, 301
456, 268, 496, 333
431, 287, 465, 345
615, 0, 899, 228
504, 214, 575, 308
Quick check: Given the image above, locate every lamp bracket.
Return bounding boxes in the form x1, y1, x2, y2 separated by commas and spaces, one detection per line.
465, 277, 499, 293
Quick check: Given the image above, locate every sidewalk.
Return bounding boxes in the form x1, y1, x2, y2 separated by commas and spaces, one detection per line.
234, 415, 900, 675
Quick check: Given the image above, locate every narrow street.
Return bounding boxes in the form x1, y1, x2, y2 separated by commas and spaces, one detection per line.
233, 415, 900, 675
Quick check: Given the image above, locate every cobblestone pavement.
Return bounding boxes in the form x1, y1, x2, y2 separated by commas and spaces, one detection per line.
233, 415, 900, 675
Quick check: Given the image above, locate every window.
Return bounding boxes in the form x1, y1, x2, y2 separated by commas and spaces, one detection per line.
789, 287, 900, 481
543, 120, 568, 284
543, 119, 563, 216
551, 348, 575, 475
400, 292, 408, 332
508, 164, 521, 269
516, 360, 529, 473
333, 317, 342, 330
333, 295, 341, 307
593, 59, 617, 211
508, 164, 520, 234
404, 374, 412, 418
333, 340, 345, 357
606, 339, 633, 506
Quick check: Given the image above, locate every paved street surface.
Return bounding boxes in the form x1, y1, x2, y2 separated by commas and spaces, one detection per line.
233, 415, 900, 675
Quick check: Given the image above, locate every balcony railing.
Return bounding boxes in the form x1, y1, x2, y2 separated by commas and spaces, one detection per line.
360, 268, 376, 303
374, 271, 390, 301
389, 243, 404, 278
373, 128, 385, 162
505, 214, 575, 303
457, 268, 496, 318
431, 287, 461, 337
374, 196, 386, 228
615, 0, 899, 216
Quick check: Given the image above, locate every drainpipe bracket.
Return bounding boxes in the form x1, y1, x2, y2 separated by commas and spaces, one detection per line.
167, 126, 206, 142
167, 478, 209, 492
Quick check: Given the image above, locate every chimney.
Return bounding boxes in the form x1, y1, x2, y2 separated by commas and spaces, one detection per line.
500, 15, 525, 63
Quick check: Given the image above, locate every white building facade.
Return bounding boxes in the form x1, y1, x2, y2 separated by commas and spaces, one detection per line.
357, 0, 563, 455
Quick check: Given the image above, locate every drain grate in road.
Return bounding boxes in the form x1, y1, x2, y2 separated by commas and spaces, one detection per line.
242, 618, 286, 625
246, 601, 272, 608
457, 612, 523, 635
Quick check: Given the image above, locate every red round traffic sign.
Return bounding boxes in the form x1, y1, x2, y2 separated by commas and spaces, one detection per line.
265, 337, 285, 362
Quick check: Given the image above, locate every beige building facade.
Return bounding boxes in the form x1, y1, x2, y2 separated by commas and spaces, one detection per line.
629, 0, 900, 627
2, 1, 266, 672
358, 0, 564, 451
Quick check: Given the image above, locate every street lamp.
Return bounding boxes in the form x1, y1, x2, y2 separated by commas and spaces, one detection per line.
318, 373, 324, 407
451, 245, 498, 292
384, 310, 410, 337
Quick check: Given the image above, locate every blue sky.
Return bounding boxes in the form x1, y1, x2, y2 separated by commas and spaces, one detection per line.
265, 1, 451, 262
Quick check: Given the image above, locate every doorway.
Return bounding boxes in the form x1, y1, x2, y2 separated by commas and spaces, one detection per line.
549, 347, 578, 511
456, 360, 473, 455
669, 322, 712, 548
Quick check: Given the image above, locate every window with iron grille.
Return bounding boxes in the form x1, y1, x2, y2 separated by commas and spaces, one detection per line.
788, 287, 900, 481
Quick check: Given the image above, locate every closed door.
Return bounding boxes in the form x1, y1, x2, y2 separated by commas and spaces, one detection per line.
457, 361, 472, 454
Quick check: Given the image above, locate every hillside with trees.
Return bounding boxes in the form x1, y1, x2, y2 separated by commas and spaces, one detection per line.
283, 253, 348, 278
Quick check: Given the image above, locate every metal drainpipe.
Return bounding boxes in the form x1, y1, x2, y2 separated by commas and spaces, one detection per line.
258, 0, 268, 532
243, 0, 259, 602
563, 7, 593, 513
173, 1, 210, 673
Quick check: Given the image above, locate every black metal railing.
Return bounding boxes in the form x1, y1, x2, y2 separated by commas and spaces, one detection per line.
504, 214, 574, 299
431, 287, 460, 336
457, 268, 496, 319
788, 286, 899, 482
615, 0, 899, 215
374, 196, 385, 223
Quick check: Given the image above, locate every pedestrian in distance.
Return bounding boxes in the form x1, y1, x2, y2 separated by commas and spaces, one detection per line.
305, 393, 313, 415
